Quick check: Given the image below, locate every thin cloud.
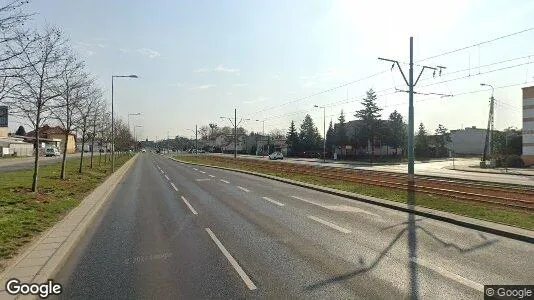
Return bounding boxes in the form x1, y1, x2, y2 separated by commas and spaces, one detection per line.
244, 96, 268, 104
215, 65, 239, 73
138, 48, 160, 59
190, 84, 216, 90
97, 44, 105, 48
193, 67, 209, 73
234, 83, 248, 87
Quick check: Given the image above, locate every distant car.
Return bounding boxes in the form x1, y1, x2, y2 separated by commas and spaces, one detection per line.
268, 151, 283, 160
45, 148, 60, 157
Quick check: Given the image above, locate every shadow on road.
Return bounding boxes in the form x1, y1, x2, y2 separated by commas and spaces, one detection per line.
304, 180, 499, 298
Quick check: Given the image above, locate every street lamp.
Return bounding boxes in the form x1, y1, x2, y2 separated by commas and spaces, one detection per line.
220, 110, 249, 158
314, 105, 326, 163
187, 126, 199, 154
134, 125, 142, 151
480, 83, 495, 166
254, 119, 266, 157
111, 74, 138, 172
128, 112, 141, 134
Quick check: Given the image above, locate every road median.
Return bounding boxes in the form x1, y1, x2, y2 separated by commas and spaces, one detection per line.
171, 155, 534, 244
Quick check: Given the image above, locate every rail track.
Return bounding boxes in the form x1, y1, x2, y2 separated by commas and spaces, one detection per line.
200, 156, 534, 211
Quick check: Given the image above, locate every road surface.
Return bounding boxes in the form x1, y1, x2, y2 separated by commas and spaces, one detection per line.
0, 154, 88, 172
53, 153, 533, 299
210, 153, 534, 186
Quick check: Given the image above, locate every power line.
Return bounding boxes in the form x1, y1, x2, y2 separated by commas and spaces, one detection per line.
417, 27, 534, 63
248, 69, 390, 117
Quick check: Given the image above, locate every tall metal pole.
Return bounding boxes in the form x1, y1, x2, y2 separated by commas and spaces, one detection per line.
111, 77, 115, 172
408, 37, 414, 183
195, 124, 198, 154
489, 95, 495, 161
323, 107, 326, 163
234, 108, 237, 158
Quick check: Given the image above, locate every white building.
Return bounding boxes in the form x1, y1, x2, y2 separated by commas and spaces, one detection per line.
522, 86, 534, 166
0, 137, 34, 157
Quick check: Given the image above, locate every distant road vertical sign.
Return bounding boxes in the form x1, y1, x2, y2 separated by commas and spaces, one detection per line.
0, 106, 7, 127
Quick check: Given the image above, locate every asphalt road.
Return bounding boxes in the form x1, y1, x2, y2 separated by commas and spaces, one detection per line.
53, 153, 533, 299
0, 154, 79, 172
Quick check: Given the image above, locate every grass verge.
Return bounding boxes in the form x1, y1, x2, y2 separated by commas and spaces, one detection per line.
0, 154, 132, 271
176, 155, 534, 230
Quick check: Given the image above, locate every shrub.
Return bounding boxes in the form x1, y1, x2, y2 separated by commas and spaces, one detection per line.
504, 155, 524, 168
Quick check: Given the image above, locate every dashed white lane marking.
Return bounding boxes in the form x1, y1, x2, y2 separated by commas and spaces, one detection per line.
209, 175, 216, 178
199, 171, 206, 174
160, 169, 165, 174
170, 183, 178, 191
164, 175, 170, 180
292, 196, 380, 217
307, 215, 351, 234
205, 228, 257, 290
413, 257, 484, 292
220, 179, 230, 184
237, 186, 250, 192
196, 178, 211, 182
180, 196, 198, 215
261, 197, 285, 207
193, 168, 198, 171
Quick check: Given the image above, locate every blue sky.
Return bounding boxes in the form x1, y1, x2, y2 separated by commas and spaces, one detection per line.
16, 0, 534, 140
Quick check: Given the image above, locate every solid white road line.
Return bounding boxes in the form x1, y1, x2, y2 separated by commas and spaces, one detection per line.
164, 175, 170, 180
180, 196, 198, 215
205, 228, 257, 290
170, 183, 179, 191
413, 257, 484, 292
307, 215, 351, 234
237, 186, 250, 192
292, 196, 380, 217
261, 197, 285, 207
220, 179, 230, 184
209, 175, 216, 178
291, 196, 325, 207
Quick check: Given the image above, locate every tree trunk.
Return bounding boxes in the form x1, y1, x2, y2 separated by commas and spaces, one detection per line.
79, 118, 86, 173
32, 124, 40, 192
90, 118, 96, 169
60, 131, 69, 179
98, 135, 103, 167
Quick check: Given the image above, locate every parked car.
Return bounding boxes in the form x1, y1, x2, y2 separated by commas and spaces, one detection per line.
45, 147, 60, 157
268, 151, 284, 160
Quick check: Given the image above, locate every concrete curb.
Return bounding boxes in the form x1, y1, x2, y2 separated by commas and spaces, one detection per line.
0, 155, 138, 300
169, 156, 534, 244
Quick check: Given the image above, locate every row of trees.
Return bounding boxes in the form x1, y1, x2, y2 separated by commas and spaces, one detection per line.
0, 1, 135, 191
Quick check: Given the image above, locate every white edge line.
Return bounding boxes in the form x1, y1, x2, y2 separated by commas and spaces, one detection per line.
164, 175, 170, 180
291, 195, 324, 208
180, 196, 198, 215
220, 179, 230, 184
237, 186, 250, 192
307, 215, 351, 234
261, 197, 285, 207
413, 257, 484, 292
205, 228, 257, 290
170, 182, 179, 191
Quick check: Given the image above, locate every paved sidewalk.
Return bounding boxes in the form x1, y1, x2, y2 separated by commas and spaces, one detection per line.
444, 165, 534, 176
0, 155, 137, 300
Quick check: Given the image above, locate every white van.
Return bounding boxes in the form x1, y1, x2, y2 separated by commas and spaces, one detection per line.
45, 148, 60, 157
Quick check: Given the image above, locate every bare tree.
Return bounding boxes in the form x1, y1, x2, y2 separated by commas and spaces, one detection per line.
6, 26, 69, 192
51, 52, 88, 179
76, 84, 102, 173
89, 97, 105, 168
0, 0, 32, 103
